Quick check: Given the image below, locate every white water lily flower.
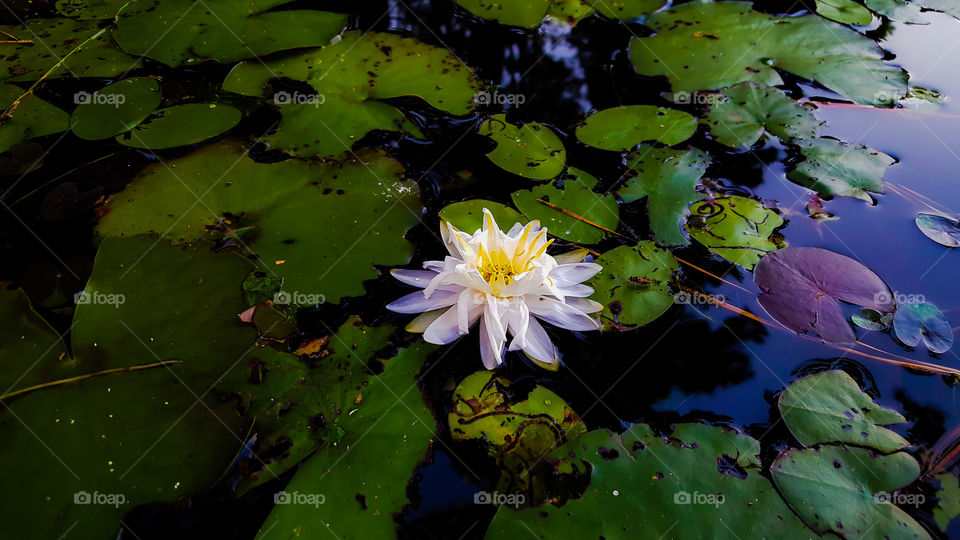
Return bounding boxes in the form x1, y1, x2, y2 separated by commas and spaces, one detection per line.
387, 208, 603, 370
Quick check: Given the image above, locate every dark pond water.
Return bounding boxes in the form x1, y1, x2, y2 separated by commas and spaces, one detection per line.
2, 1, 960, 539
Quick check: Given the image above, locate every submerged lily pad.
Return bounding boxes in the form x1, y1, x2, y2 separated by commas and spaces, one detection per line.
449, 371, 585, 499
704, 83, 822, 148
787, 138, 895, 201
256, 323, 437, 539
629, 1, 908, 106
115, 103, 241, 149
439, 199, 526, 233
815, 0, 875, 24
589, 242, 678, 330
488, 423, 813, 538
620, 145, 711, 246
480, 114, 566, 180
772, 446, 927, 538
222, 31, 480, 158
0, 84, 69, 153
113, 0, 347, 66
893, 302, 953, 353
97, 140, 422, 305
778, 370, 909, 452
70, 77, 161, 140
754, 247, 895, 344
916, 213, 960, 247
685, 196, 785, 270
511, 167, 618, 244
575, 105, 697, 151
0, 18, 141, 82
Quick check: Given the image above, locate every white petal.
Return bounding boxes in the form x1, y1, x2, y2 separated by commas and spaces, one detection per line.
553, 248, 590, 264
423, 260, 445, 272
479, 312, 506, 369
391, 269, 439, 288
519, 316, 559, 367
387, 289, 459, 314
506, 300, 531, 350
551, 263, 602, 284
556, 284, 594, 297
565, 297, 603, 313
525, 295, 601, 331
405, 309, 445, 333
457, 289, 482, 333
423, 306, 464, 344
506, 222, 526, 236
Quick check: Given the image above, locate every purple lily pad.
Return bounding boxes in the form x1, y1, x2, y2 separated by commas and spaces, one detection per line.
754, 247, 895, 344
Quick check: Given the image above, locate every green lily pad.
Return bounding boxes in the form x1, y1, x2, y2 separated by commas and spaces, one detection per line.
914, 0, 960, 19
479, 114, 566, 180
547, 0, 596, 23
96, 140, 422, 305
815, 0, 875, 24
588, 242, 678, 330
222, 31, 479, 158
70, 77, 162, 140
0, 84, 69, 153
787, 138, 895, 202
113, 0, 348, 66
893, 302, 953, 354
115, 103, 242, 149
55, 0, 127, 19
916, 213, 960, 247
449, 371, 585, 500
575, 105, 697, 151
255, 324, 437, 539
704, 83, 823, 148
933, 472, 960, 532
487, 423, 813, 538
685, 196, 785, 270
778, 370, 909, 453
772, 446, 928, 538
851, 307, 894, 330
511, 167, 619, 244
0, 18, 140, 82
587, 0, 666, 19
620, 145, 711, 246
456, 0, 551, 27
864, 0, 927, 23
438, 199, 527, 233
629, 1, 908, 106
